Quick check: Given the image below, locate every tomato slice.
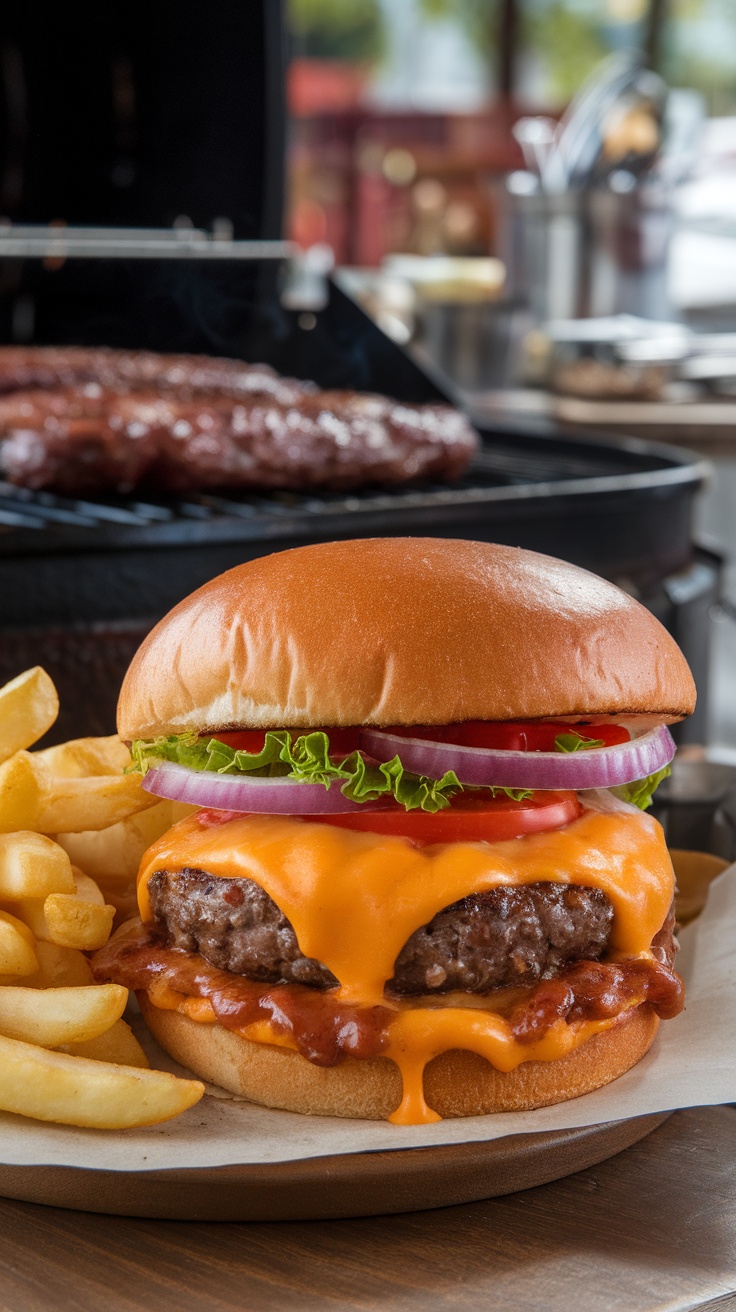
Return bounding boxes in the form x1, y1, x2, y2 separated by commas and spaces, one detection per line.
311, 790, 581, 844
208, 730, 270, 752
385, 721, 630, 752
209, 723, 628, 756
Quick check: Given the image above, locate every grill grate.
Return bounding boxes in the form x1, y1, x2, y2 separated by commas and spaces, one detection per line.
0, 441, 682, 537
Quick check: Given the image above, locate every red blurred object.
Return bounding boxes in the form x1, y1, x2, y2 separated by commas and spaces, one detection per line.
288, 59, 369, 117
286, 60, 525, 265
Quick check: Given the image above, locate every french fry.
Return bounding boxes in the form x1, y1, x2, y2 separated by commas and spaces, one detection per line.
0, 911, 38, 976
0, 752, 158, 834
0, 832, 75, 899
40, 894, 115, 951
9, 865, 115, 950
35, 735, 131, 779
55, 800, 194, 884
0, 669, 202, 1131
70, 868, 105, 905
0, 667, 58, 765
0, 983, 127, 1047
0, 1034, 204, 1128
2, 893, 48, 942
0, 940, 94, 989
59, 1018, 149, 1069
38, 772, 160, 834
0, 754, 41, 833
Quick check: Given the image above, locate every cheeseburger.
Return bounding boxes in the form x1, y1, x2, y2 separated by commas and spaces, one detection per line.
95, 538, 694, 1125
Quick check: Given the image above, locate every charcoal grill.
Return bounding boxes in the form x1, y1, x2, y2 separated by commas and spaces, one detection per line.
0, 239, 716, 744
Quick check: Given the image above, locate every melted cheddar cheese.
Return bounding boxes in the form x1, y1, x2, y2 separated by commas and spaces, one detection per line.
137, 805, 674, 1123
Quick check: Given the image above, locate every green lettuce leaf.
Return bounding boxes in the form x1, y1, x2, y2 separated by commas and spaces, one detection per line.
228, 731, 341, 783
610, 765, 671, 811
128, 732, 211, 774
337, 751, 461, 812
497, 786, 534, 802
128, 731, 534, 814
554, 731, 606, 753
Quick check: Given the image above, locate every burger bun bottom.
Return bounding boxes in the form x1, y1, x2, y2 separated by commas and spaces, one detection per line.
140, 994, 659, 1119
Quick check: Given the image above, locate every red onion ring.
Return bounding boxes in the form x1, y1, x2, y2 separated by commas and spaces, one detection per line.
359, 724, 675, 791
142, 762, 367, 814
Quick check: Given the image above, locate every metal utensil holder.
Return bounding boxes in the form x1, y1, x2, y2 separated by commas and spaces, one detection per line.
501, 175, 675, 324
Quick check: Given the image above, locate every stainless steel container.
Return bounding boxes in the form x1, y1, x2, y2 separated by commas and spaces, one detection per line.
500, 172, 675, 324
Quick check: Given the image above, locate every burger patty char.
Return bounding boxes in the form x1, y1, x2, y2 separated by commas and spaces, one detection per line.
147, 869, 615, 995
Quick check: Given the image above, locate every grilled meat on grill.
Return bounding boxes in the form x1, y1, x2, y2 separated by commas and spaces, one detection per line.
0, 347, 478, 494
0, 347, 311, 404
0, 388, 477, 495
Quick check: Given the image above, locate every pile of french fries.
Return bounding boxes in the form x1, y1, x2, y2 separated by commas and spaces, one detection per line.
0, 667, 203, 1129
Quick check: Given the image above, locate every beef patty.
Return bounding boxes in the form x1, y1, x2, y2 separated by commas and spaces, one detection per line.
147, 869, 615, 996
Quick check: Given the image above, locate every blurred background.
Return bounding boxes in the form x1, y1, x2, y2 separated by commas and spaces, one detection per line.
287, 0, 736, 266
285, 0, 736, 360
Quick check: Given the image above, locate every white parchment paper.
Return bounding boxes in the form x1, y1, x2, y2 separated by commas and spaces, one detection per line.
1, 862, 735, 1171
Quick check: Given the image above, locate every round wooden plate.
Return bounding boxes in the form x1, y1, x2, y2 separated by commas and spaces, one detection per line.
0, 1113, 670, 1221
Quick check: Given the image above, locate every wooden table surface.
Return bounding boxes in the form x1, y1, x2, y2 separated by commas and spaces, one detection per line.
0, 1106, 734, 1312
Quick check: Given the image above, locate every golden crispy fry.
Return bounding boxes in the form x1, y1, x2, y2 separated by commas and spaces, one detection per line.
55, 800, 194, 884
70, 868, 105, 905
0, 752, 158, 834
35, 735, 131, 779
0, 671, 199, 1131
0, 983, 127, 1047
0, 1034, 204, 1127
38, 772, 159, 834
40, 894, 115, 951
9, 864, 115, 949
0, 668, 58, 765
0, 753, 41, 832
0, 940, 94, 989
59, 1018, 149, 1069
2, 894, 47, 941
0, 910, 38, 976
0, 831, 75, 899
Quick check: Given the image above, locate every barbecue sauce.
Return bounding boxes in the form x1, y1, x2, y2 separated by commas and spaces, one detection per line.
93, 922, 683, 1121
93, 926, 390, 1066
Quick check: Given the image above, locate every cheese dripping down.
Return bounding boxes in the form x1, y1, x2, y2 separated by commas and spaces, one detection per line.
137, 805, 675, 1124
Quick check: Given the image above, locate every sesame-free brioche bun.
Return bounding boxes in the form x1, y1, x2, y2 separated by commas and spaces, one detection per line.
140, 995, 659, 1119
118, 537, 695, 741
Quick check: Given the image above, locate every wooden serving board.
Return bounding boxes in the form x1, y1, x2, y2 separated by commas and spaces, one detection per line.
0, 1114, 669, 1221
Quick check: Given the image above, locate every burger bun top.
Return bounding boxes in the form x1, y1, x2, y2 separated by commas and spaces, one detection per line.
117, 537, 696, 740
